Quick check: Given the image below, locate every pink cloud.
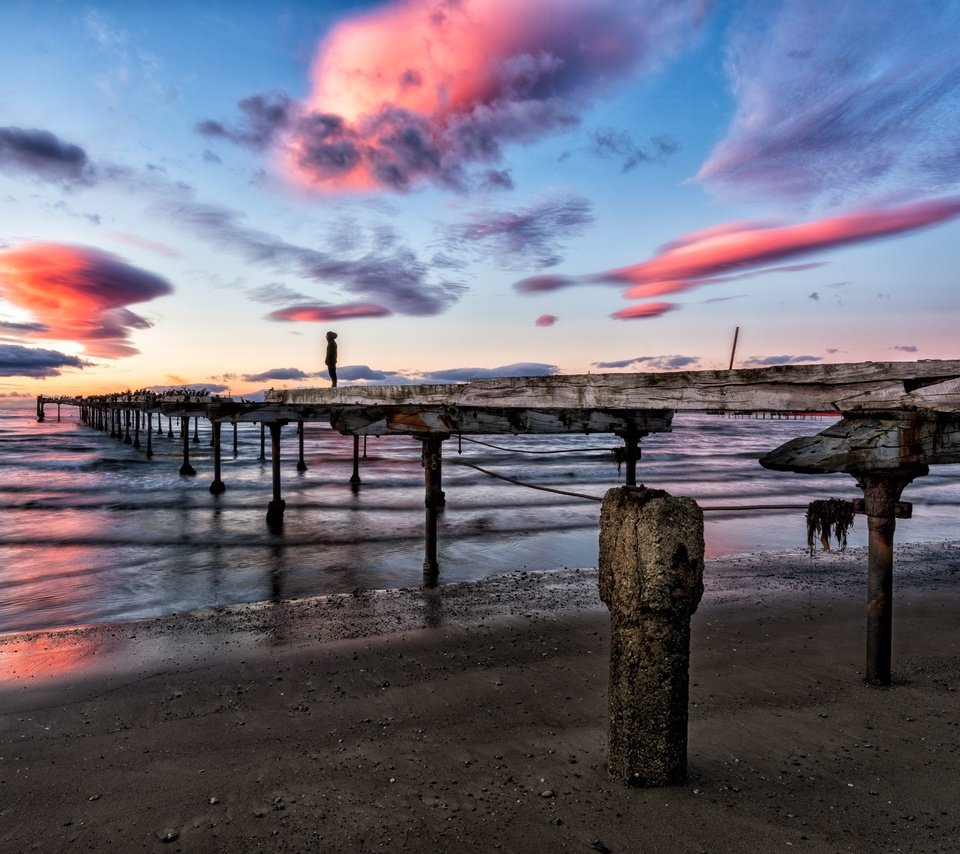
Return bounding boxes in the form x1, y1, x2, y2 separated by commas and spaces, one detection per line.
107, 232, 181, 257
0, 243, 172, 357
535, 314, 557, 327
267, 302, 391, 322
613, 302, 676, 320
280, 0, 703, 191
516, 196, 960, 316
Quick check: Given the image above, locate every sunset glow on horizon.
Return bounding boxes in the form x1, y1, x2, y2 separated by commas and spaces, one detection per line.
1, 0, 958, 399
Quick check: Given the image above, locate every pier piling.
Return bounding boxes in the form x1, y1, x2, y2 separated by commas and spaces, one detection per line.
296, 421, 307, 472
179, 416, 196, 476
350, 434, 361, 485
210, 421, 226, 494
599, 486, 705, 787
266, 422, 286, 532
421, 436, 446, 578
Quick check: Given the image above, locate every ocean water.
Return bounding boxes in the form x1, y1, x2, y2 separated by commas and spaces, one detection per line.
2, 399, 958, 635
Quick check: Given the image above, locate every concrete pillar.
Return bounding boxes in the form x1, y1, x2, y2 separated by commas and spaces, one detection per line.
193, 416, 200, 444
266, 422, 285, 532
209, 421, 226, 494
133, 409, 141, 449
167, 416, 174, 439
852, 466, 927, 686
123, 409, 132, 444
36, 398, 45, 422
598, 486, 705, 787
258, 422, 266, 461
232, 421, 238, 457
179, 416, 196, 476
146, 413, 153, 459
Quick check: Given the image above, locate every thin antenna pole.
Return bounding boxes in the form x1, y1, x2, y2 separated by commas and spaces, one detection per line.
728, 326, 740, 370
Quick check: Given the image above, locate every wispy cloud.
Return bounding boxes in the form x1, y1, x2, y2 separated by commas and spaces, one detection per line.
154, 199, 464, 316
0, 343, 84, 378
740, 354, 822, 367
697, 1, 960, 204
441, 194, 593, 270
0, 243, 172, 357
535, 314, 557, 327
242, 367, 321, 383
563, 127, 678, 172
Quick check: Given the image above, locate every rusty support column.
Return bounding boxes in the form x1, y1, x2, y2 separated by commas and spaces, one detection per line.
266, 422, 285, 532
232, 421, 238, 457
853, 466, 926, 686
179, 416, 196, 476
350, 434, 361, 484
421, 436, 445, 578
210, 421, 226, 494
599, 486, 705, 786
146, 413, 153, 459
133, 409, 141, 449
296, 421, 307, 472
258, 422, 266, 461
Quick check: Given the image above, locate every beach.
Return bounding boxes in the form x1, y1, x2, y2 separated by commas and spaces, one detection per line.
1, 541, 958, 852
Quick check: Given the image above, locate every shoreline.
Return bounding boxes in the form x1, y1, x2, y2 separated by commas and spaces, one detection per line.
2, 542, 958, 851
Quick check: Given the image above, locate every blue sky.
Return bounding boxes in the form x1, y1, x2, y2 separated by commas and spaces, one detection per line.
1, 0, 958, 396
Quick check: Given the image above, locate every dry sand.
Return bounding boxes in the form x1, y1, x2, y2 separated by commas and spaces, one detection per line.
1, 541, 958, 853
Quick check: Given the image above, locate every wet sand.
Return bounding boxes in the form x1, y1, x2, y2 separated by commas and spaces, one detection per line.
1, 541, 958, 852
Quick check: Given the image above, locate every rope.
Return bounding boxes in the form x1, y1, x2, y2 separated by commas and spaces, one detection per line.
458, 435, 614, 454
452, 460, 820, 512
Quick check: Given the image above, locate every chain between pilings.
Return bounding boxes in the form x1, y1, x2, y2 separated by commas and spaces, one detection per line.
852, 465, 928, 686
599, 486, 705, 787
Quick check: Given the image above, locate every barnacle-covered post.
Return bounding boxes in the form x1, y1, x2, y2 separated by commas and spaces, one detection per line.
599, 486, 704, 786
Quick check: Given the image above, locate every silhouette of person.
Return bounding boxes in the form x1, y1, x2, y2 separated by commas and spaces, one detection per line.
325, 331, 338, 387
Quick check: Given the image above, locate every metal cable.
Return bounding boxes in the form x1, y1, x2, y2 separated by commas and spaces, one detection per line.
458, 435, 614, 454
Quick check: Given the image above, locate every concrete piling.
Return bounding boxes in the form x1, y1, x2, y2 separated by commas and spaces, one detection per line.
598, 486, 705, 787
266, 422, 285, 532
179, 416, 196, 476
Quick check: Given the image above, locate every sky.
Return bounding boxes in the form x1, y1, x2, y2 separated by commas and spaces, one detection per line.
1, 0, 959, 398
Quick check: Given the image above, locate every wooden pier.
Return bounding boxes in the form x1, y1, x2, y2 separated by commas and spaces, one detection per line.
36, 359, 960, 690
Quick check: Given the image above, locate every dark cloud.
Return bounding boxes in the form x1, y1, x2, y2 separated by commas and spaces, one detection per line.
155, 199, 464, 315
442, 195, 593, 270
0, 344, 84, 377
149, 383, 230, 394
808, 291, 819, 300
337, 365, 411, 383
197, 91, 294, 151
741, 355, 823, 367
242, 367, 318, 382
0, 320, 48, 333
892, 345, 918, 353
594, 355, 701, 370
421, 362, 559, 383
582, 127, 678, 172
480, 169, 514, 191
697, 2, 960, 203
0, 127, 95, 185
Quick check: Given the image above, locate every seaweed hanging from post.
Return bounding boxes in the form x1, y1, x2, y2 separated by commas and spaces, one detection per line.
805, 498, 855, 555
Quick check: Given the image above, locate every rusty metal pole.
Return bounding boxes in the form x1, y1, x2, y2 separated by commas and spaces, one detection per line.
421, 436, 444, 578
853, 467, 926, 686
296, 421, 307, 472
209, 421, 225, 494
179, 416, 196, 476
146, 413, 153, 459
266, 422, 285, 532
350, 434, 362, 485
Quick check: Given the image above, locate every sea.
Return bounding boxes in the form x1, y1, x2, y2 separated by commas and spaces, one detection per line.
2, 398, 958, 636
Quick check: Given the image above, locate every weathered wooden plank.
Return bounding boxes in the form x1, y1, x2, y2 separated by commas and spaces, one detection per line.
760, 412, 960, 474
328, 406, 673, 436
266, 360, 960, 413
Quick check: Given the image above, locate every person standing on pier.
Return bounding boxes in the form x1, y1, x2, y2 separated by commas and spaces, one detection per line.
325, 331, 338, 387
